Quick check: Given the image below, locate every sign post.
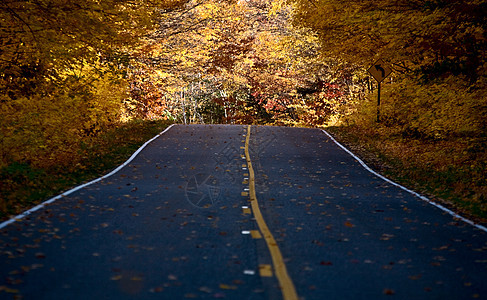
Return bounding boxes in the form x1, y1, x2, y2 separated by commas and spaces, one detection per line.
367, 59, 392, 122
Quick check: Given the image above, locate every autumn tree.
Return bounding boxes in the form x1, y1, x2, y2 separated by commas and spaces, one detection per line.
290, 0, 487, 138
128, 0, 353, 125
0, 0, 187, 168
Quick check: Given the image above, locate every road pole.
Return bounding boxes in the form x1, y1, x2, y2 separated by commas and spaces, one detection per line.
377, 82, 381, 122
368, 59, 392, 123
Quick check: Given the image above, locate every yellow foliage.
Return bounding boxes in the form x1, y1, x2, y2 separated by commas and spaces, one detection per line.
346, 73, 487, 141
0, 74, 125, 169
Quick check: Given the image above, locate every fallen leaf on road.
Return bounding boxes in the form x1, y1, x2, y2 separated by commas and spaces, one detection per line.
0, 286, 19, 293
149, 287, 164, 293
383, 288, 395, 295
219, 284, 237, 290
110, 275, 122, 281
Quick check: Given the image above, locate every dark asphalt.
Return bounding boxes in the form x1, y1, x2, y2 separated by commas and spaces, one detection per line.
1, 124, 486, 299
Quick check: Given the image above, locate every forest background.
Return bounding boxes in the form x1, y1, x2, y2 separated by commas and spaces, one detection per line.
1, 0, 486, 221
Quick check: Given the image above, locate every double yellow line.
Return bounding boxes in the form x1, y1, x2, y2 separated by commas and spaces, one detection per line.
244, 125, 298, 300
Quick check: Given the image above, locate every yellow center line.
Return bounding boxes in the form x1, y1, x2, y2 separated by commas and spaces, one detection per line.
244, 125, 298, 300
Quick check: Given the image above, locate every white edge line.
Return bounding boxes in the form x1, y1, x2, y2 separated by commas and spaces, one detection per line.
321, 129, 487, 233
0, 124, 176, 230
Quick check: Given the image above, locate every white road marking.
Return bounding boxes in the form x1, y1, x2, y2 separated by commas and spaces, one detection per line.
0, 124, 176, 229
321, 129, 487, 233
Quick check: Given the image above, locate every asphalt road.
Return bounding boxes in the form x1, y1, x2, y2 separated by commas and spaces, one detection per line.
1, 124, 486, 299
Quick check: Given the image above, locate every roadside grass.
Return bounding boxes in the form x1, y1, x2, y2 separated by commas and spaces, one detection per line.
0, 119, 173, 222
325, 125, 487, 223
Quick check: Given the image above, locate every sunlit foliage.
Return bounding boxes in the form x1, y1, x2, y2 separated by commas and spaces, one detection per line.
126, 0, 355, 125
290, 0, 487, 139
0, 0, 185, 169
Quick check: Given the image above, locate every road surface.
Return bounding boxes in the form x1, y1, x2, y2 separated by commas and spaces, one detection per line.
1, 124, 486, 299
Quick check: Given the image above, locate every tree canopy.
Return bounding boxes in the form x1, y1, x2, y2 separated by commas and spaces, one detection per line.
0, 0, 186, 168
290, 0, 487, 138
1, 0, 486, 171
